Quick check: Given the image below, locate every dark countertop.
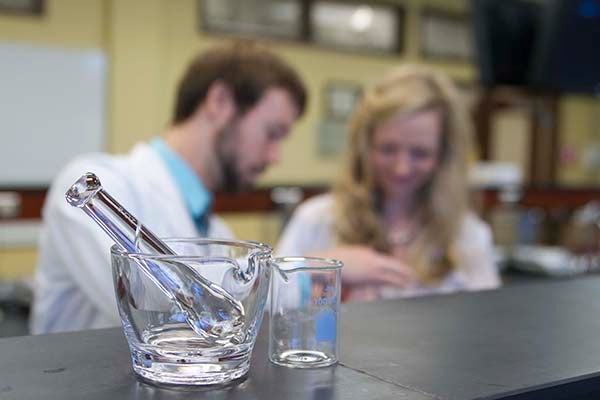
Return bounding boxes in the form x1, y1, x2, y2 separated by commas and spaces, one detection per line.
0, 327, 425, 400
4, 276, 600, 400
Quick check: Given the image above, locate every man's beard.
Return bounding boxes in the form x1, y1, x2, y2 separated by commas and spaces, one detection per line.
216, 123, 244, 193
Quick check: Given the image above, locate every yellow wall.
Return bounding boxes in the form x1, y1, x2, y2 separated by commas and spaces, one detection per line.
0, 249, 37, 280
0, 0, 104, 48
558, 96, 600, 185
107, 0, 171, 152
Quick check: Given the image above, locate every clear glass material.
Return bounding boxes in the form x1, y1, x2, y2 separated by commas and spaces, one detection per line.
66, 173, 245, 344
269, 257, 343, 368
111, 238, 272, 386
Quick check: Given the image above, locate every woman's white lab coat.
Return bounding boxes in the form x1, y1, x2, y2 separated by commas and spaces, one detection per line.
276, 194, 501, 300
30, 143, 233, 334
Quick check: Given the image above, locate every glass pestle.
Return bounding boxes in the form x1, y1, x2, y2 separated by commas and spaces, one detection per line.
65, 173, 245, 344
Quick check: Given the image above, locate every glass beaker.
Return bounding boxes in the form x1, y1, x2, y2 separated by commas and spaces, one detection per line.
111, 238, 272, 386
269, 256, 343, 368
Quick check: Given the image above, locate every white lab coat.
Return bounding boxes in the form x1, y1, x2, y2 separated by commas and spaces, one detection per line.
276, 194, 501, 299
30, 143, 233, 334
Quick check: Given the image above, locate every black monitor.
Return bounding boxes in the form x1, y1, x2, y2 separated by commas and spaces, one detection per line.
529, 0, 600, 94
472, 0, 600, 94
472, 0, 542, 87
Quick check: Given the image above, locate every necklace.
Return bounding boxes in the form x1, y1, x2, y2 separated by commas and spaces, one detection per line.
387, 225, 417, 246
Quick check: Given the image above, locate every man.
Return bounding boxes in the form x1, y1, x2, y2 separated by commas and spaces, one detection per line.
30, 41, 307, 334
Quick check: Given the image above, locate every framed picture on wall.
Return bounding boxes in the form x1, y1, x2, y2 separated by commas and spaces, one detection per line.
319, 81, 362, 157
0, 0, 43, 15
199, 0, 405, 56
323, 81, 362, 121
310, 0, 405, 54
420, 9, 473, 61
199, 0, 304, 41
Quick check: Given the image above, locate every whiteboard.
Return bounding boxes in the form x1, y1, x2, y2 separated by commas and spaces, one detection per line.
0, 43, 107, 187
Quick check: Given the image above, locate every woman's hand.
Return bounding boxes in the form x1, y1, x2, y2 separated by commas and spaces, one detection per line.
310, 245, 416, 288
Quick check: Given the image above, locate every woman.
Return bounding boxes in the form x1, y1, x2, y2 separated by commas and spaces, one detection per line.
277, 65, 500, 302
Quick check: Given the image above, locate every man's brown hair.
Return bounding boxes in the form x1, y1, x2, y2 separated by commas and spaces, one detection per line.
172, 40, 307, 124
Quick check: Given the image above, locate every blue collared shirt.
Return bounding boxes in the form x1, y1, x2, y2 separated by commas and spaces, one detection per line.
151, 138, 212, 234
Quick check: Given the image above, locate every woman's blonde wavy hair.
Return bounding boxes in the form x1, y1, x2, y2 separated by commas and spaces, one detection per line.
333, 65, 472, 283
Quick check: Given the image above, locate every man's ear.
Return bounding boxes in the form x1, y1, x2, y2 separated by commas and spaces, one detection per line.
203, 80, 235, 129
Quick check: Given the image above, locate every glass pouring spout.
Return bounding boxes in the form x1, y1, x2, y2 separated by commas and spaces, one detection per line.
65, 173, 245, 344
